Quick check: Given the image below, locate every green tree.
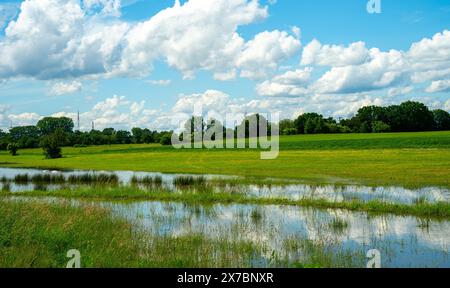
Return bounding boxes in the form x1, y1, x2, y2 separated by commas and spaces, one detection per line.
159, 133, 172, 145
0, 130, 10, 150
432, 109, 450, 131
355, 106, 387, 131
385, 101, 434, 132
279, 119, 296, 135
102, 128, 116, 145
141, 129, 155, 144
372, 121, 391, 133
204, 118, 224, 141
40, 129, 66, 159
131, 127, 143, 144
7, 143, 19, 156
37, 117, 74, 135
295, 113, 329, 134
115, 130, 132, 144
236, 114, 270, 138
9, 126, 40, 148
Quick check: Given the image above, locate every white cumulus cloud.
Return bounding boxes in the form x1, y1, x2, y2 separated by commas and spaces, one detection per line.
256, 68, 312, 97
50, 81, 83, 96
0, 0, 299, 82
301, 40, 370, 67
425, 79, 450, 93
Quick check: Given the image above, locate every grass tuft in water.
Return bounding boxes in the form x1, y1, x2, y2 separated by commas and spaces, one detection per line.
67, 173, 119, 185
173, 176, 206, 186
131, 175, 163, 186
327, 218, 350, 234
14, 174, 30, 184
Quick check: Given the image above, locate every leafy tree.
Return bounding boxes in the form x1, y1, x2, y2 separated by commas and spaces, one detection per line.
359, 121, 371, 133
9, 126, 40, 148
325, 123, 351, 134
295, 113, 329, 134
236, 114, 271, 139
304, 116, 327, 134
339, 118, 361, 133
279, 119, 296, 135
432, 109, 450, 131
7, 143, 19, 156
115, 130, 132, 144
295, 113, 319, 134
37, 117, 74, 135
355, 106, 387, 131
282, 128, 297, 135
204, 118, 224, 141
40, 129, 66, 159
131, 127, 144, 144
101, 128, 116, 145
141, 129, 155, 144
159, 133, 172, 145
372, 121, 391, 133
385, 101, 434, 132
0, 130, 9, 150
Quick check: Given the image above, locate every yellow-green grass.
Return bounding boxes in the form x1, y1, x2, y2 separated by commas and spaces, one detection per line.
1, 131, 449, 188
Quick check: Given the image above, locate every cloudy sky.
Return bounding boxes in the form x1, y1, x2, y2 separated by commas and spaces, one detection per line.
0, 0, 449, 131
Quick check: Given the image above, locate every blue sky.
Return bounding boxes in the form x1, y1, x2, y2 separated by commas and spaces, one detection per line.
0, 0, 449, 131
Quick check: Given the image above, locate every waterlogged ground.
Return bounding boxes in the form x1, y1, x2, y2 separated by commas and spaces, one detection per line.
6, 196, 449, 268
105, 201, 450, 268
1, 168, 449, 205
1, 167, 450, 267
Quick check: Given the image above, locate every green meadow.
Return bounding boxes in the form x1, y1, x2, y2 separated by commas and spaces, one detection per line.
1, 131, 449, 187
1, 131, 450, 268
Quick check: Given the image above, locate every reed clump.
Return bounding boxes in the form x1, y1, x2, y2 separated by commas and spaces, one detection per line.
173, 176, 206, 186
67, 173, 119, 185
130, 175, 163, 186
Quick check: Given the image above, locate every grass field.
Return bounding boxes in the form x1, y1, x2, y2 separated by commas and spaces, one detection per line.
1, 131, 449, 187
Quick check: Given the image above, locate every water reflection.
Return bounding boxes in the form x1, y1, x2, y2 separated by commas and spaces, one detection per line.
1, 167, 449, 205
101, 201, 450, 267
5, 196, 450, 267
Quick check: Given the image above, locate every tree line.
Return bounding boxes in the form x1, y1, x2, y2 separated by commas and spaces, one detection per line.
0, 101, 449, 158
279, 101, 450, 135
0, 117, 173, 158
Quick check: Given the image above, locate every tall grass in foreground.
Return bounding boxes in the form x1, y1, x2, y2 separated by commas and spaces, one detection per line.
0, 200, 354, 268
0, 200, 139, 268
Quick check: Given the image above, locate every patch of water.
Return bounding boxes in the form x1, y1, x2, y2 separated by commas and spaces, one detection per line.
1, 167, 449, 205
9, 196, 448, 268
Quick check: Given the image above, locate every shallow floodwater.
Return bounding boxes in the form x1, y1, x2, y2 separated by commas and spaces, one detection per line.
1, 167, 449, 205
9, 196, 449, 268
106, 201, 450, 268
